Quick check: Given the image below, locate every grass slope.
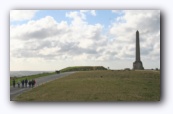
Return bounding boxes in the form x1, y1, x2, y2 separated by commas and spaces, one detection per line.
60, 66, 107, 72
16, 70, 160, 101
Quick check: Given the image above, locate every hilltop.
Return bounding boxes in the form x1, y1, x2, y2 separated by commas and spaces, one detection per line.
59, 66, 107, 72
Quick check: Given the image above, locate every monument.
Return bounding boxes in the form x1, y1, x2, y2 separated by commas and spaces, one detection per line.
133, 30, 144, 70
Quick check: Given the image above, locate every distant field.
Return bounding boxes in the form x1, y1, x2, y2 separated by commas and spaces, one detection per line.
10, 72, 56, 86
16, 70, 160, 101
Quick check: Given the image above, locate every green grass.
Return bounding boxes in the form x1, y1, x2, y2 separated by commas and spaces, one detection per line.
10, 72, 56, 86
16, 70, 160, 101
60, 66, 107, 72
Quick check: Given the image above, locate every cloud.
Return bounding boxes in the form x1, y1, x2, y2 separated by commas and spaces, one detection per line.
112, 10, 124, 14
109, 10, 160, 60
10, 10, 106, 61
10, 10, 160, 70
10, 16, 69, 40
66, 10, 96, 26
10, 10, 38, 21
80, 10, 96, 16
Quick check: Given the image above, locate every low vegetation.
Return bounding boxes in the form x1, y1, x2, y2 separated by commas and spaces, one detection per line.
16, 70, 160, 101
10, 72, 56, 86
60, 66, 107, 72
60, 66, 107, 73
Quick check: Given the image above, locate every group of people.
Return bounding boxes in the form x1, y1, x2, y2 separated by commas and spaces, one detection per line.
12, 78, 36, 88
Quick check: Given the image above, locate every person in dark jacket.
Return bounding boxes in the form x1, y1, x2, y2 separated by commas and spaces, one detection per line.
28, 80, 31, 88
17, 80, 20, 88
31, 79, 35, 88
25, 78, 28, 88
21, 80, 24, 88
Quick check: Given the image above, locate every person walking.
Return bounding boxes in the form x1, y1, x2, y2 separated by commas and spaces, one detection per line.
21, 80, 24, 88
25, 78, 28, 88
29, 80, 31, 88
32, 79, 36, 87
17, 80, 20, 88
31, 79, 34, 88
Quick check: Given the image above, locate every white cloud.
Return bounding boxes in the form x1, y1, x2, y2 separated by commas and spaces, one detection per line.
66, 11, 86, 26
10, 16, 69, 40
65, 10, 96, 26
112, 10, 124, 14
10, 11, 105, 63
10, 10, 160, 70
80, 10, 96, 16
91, 10, 96, 16
109, 10, 160, 60
10, 10, 38, 21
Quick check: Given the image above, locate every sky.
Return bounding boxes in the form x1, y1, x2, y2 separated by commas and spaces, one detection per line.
10, 10, 160, 71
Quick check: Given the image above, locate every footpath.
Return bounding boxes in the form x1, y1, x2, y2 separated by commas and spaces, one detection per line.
10, 72, 75, 101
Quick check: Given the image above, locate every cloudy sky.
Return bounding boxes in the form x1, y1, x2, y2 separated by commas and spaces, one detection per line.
10, 10, 160, 71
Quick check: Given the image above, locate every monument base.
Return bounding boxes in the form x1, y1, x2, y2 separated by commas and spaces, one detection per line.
133, 61, 144, 70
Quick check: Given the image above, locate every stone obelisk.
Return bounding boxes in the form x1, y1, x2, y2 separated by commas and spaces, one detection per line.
133, 30, 144, 70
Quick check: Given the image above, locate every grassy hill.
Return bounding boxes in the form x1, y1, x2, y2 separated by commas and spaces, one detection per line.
16, 70, 160, 101
60, 66, 107, 72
